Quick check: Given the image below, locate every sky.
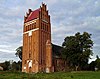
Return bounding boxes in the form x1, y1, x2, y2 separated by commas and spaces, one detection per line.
0, 0, 100, 63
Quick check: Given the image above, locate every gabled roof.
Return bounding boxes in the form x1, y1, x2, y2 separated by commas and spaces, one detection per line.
52, 44, 63, 58
25, 8, 40, 22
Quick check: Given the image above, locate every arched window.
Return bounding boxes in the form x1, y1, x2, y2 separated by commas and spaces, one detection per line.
32, 24, 34, 29
41, 23, 42, 29
34, 23, 36, 28
26, 26, 28, 31
43, 23, 44, 30
30, 24, 32, 30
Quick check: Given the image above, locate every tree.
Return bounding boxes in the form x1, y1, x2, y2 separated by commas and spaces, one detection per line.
89, 55, 100, 71
15, 46, 22, 60
89, 61, 96, 71
62, 32, 93, 71
0, 61, 10, 71
95, 55, 100, 70
12, 61, 22, 71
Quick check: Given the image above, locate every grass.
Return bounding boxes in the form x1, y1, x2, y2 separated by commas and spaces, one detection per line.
0, 71, 100, 79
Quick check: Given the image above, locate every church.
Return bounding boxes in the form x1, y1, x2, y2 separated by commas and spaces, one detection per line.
22, 3, 66, 73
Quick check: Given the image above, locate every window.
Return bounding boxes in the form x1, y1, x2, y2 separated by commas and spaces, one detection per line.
28, 25, 29, 31
43, 23, 44, 30
33, 60, 35, 64
29, 25, 30, 30
34, 23, 36, 28
29, 53, 31, 58
25, 60, 26, 64
41, 23, 42, 29
26, 26, 27, 31
30, 24, 32, 30
46, 25, 47, 31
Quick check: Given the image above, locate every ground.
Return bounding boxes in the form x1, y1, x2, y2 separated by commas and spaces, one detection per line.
0, 71, 100, 79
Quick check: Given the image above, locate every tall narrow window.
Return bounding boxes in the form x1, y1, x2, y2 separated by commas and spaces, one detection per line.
29, 53, 31, 58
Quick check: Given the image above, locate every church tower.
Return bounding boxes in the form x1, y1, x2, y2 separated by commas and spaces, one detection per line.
22, 3, 53, 73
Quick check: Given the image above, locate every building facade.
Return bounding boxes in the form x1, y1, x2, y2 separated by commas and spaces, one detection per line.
22, 3, 53, 73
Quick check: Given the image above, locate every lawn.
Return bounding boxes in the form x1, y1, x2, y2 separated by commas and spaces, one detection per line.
0, 71, 100, 79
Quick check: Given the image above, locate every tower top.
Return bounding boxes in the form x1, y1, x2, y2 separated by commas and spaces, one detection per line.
24, 3, 47, 23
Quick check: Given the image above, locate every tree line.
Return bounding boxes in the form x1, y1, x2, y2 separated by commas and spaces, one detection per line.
0, 61, 21, 71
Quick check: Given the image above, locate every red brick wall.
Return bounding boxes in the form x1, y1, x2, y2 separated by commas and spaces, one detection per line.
22, 3, 53, 73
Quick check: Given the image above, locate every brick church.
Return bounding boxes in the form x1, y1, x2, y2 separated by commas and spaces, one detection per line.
22, 3, 66, 73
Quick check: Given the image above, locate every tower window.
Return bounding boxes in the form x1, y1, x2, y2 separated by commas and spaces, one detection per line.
30, 24, 32, 30
29, 25, 30, 30
45, 25, 47, 31
32, 24, 34, 29
41, 22, 42, 30
42, 23, 44, 30
29, 53, 31, 58
47, 26, 48, 31
25, 60, 26, 64
34, 24, 36, 28
26, 26, 28, 31
28, 25, 30, 31
33, 60, 35, 64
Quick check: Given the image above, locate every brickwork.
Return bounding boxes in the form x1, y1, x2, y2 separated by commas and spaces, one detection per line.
22, 3, 53, 73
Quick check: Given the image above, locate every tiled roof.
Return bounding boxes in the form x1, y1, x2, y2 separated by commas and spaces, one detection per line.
25, 8, 40, 22
52, 44, 63, 58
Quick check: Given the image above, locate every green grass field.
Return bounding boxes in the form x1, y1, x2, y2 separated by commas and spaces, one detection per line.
0, 71, 100, 79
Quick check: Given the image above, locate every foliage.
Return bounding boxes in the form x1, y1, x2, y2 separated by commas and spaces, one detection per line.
15, 46, 22, 60
11, 61, 22, 71
95, 55, 100, 70
0, 71, 100, 79
89, 55, 100, 71
0, 61, 22, 71
89, 61, 96, 71
62, 32, 93, 70
0, 61, 10, 71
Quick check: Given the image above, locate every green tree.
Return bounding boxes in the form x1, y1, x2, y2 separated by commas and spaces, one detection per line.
12, 61, 17, 71
62, 32, 93, 71
1, 61, 10, 71
11, 61, 22, 71
15, 46, 22, 60
89, 61, 96, 71
95, 55, 100, 70
17, 61, 22, 71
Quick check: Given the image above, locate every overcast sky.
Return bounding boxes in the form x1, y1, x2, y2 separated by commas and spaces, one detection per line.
0, 0, 100, 63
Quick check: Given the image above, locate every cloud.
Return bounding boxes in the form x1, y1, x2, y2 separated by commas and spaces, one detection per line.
0, 51, 19, 63
50, 0, 100, 59
0, 49, 15, 53
0, 0, 100, 62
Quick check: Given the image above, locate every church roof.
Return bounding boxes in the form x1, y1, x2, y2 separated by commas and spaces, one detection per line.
25, 8, 40, 22
52, 44, 63, 58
